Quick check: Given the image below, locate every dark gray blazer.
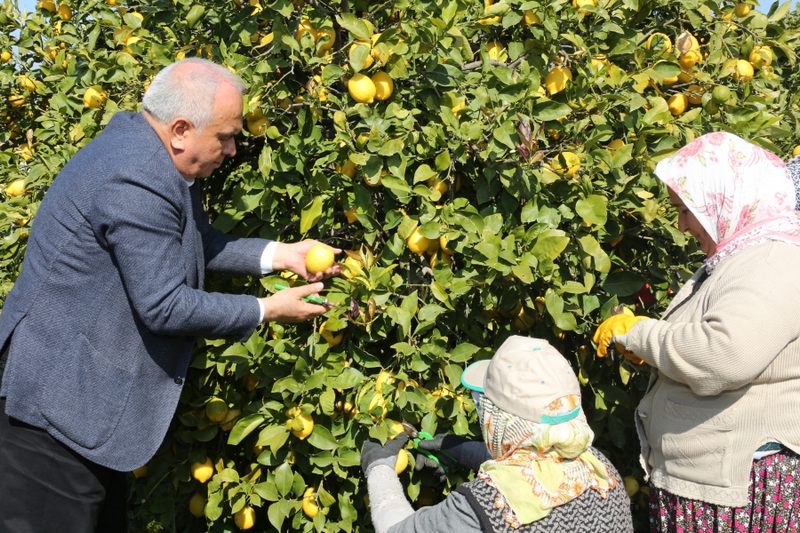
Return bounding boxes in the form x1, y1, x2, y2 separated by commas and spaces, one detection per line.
0, 112, 267, 470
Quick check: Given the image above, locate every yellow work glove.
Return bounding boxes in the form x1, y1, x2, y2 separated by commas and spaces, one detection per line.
592, 310, 648, 358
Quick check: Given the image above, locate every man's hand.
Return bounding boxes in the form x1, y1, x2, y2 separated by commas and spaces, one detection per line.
415, 434, 490, 481
592, 311, 647, 358
259, 283, 328, 323
272, 240, 342, 282
361, 433, 409, 477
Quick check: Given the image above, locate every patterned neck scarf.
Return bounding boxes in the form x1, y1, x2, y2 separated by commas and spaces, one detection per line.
654, 132, 800, 273
475, 394, 615, 526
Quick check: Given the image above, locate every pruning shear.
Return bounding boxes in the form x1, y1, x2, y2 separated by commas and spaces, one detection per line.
273, 282, 334, 308
400, 421, 456, 470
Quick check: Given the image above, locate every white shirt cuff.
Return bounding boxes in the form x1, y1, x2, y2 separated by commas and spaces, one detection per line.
256, 297, 265, 323
260, 241, 278, 274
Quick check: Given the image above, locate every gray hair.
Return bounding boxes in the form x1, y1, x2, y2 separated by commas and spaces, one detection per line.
142, 58, 246, 129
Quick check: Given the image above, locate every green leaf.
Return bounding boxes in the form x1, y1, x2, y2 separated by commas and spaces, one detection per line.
227, 413, 266, 446
575, 195, 608, 227
267, 500, 291, 531
256, 424, 291, 454
435, 150, 451, 171
602, 271, 644, 297
531, 229, 570, 261
307, 425, 339, 451
532, 101, 572, 122
300, 196, 324, 234
274, 462, 294, 497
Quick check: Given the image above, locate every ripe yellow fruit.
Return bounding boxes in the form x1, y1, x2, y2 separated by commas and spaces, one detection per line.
406, 227, 432, 255
83, 85, 107, 109
371, 71, 394, 101
439, 235, 455, 255
734, 2, 751, 17
395, 449, 410, 474
522, 10, 541, 25
375, 370, 395, 393
57, 3, 72, 21
295, 17, 316, 41
37, 0, 56, 13
336, 160, 356, 178
388, 419, 405, 438
5, 179, 26, 198
749, 45, 774, 68
793, 145, 800, 157
572, 0, 596, 13
486, 40, 507, 62
302, 487, 319, 518
319, 320, 343, 347
548, 151, 581, 177
287, 410, 315, 440
0, 50, 11, 63
368, 392, 387, 420
305, 243, 335, 274
513, 307, 536, 331
544, 66, 572, 95
191, 457, 214, 483
668, 93, 688, 116
316, 28, 336, 55
623, 475, 640, 497
675, 32, 700, 53
8, 94, 26, 108
205, 397, 229, 423
349, 42, 374, 69
342, 255, 363, 278
234, 506, 256, 530
732, 59, 754, 82
18, 75, 36, 92
679, 49, 702, 70
245, 109, 269, 136
645, 32, 672, 53
685, 84, 704, 105
607, 139, 625, 152
188, 493, 206, 518
428, 177, 449, 196
348, 73, 376, 104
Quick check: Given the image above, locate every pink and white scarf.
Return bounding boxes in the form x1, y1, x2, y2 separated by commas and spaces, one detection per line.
654, 132, 800, 272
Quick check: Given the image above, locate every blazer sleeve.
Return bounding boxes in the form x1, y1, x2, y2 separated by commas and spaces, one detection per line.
190, 184, 273, 275
91, 177, 261, 339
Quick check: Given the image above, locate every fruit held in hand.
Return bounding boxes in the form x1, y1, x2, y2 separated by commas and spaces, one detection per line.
305, 243, 335, 274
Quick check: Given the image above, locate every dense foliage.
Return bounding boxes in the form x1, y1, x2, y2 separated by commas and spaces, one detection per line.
1, 0, 799, 531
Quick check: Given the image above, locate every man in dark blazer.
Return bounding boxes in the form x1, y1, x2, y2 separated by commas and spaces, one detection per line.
0, 58, 337, 532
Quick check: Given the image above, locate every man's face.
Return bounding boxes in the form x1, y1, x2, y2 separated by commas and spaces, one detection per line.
176, 81, 242, 179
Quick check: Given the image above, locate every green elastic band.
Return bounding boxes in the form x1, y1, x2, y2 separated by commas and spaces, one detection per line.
540, 406, 581, 425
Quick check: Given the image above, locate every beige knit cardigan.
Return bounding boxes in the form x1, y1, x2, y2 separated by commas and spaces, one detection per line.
625, 240, 800, 507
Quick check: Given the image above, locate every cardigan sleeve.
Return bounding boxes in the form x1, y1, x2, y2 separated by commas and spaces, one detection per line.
625, 243, 800, 396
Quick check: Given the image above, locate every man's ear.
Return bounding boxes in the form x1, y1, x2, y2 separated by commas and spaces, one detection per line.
169, 118, 192, 151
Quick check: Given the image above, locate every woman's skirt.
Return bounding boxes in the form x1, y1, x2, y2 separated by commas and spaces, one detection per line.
649, 448, 800, 532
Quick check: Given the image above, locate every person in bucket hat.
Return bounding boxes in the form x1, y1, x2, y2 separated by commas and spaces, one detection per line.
359, 336, 633, 533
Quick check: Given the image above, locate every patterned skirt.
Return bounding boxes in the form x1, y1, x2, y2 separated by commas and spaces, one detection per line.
649, 449, 800, 533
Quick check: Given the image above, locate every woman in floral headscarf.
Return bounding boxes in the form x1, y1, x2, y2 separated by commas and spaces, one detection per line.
594, 132, 800, 532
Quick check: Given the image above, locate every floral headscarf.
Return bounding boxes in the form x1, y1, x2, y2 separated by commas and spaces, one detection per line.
655, 132, 800, 273
787, 155, 800, 210
474, 393, 614, 527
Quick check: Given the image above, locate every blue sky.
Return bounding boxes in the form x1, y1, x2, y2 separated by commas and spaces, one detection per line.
13, 0, 800, 13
